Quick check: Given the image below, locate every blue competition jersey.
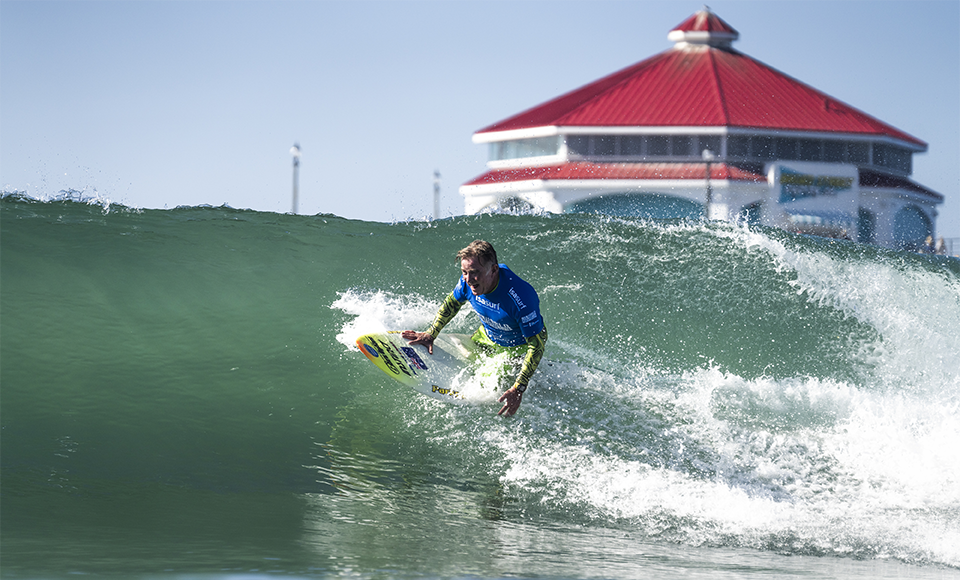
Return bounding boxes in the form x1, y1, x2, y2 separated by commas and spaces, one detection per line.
453, 264, 544, 347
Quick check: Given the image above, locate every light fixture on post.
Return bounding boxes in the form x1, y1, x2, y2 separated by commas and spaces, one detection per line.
702, 148, 715, 220
433, 170, 441, 220
290, 143, 301, 214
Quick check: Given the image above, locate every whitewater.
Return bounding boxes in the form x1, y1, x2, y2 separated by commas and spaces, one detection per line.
1, 193, 958, 579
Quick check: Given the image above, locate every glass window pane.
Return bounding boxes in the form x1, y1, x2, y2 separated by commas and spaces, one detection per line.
754, 137, 775, 160
823, 141, 844, 162
776, 138, 798, 160
798, 139, 821, 161
874, 143, 888, 166
673, 136, 692, 156
698, 135, 721, 157
595, 136, 616, 156
728, 136, 749, 157
893, 147, 911, 173
648, 136, 669, 156
567, 135, 589, 156
848, 142, 868, 164
622, 136, 643, 156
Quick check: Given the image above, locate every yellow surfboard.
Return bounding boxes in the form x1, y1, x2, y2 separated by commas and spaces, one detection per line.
355, 331, 485, 403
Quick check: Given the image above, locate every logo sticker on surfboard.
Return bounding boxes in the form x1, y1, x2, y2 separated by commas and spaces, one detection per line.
401, 347, 428, 371
362, 344, 380, 358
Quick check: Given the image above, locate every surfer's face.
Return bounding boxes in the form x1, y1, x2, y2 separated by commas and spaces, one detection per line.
461, 257, 498, 296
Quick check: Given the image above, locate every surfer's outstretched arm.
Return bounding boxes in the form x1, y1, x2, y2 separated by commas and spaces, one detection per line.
515, 327, 547, 388
498, 327, 548, 417
426, 292, 464, 337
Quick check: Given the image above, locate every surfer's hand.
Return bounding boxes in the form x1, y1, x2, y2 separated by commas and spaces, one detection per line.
401, 330, 435, 355
497, 387, 523, 417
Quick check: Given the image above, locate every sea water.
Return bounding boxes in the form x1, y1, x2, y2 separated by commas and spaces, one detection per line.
1, 193, 958, 579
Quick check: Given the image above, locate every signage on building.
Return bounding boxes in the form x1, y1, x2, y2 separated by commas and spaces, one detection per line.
767, 162, 859, 238
778, 167, 855, 203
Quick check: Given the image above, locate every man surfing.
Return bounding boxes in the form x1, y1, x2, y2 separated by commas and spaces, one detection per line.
402, 240, 547, 417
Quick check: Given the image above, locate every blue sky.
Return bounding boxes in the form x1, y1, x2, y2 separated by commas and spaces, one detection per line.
2, 1, 958, 237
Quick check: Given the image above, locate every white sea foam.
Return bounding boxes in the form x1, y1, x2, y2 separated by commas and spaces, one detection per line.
331, 289, 451, 350
481, 356, 960, 566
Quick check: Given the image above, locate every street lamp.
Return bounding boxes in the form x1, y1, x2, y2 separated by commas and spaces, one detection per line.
433, 170, 441, 220
702, 148, 715, 220
290, 143, 301, 214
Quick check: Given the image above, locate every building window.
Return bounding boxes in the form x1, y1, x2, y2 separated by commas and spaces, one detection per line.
566, 135, 589, 156
543, 134, 910, 175
673, 136, 693, 156
594, 136, 617, 156
698, 135, 721, 157
848, 142, 869, 164
564, 134, 725, 159
754, 137, 775, 160
798, 139, 822, 161
824, 141, 845, 162
874, 144, 912, 173
728, 136, 749, 157
776, 138, 798, 160
647, 136, 669, 156
622, 136, 643, 155
489, 136, 562, 161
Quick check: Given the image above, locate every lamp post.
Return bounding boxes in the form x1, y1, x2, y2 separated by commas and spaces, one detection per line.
702, 148, 715, 220
433, 170, 441, 220
290, 143, 301, 214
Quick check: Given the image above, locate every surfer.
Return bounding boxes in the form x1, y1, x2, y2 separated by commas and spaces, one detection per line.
402, 240, 547, 417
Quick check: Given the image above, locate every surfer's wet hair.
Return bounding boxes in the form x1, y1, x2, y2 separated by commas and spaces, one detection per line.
457, 240, 498, 268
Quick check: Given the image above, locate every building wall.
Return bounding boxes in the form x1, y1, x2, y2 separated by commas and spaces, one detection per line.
461, 169, 939, 251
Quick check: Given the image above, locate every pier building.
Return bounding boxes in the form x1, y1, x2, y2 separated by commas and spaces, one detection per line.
459, 9, 943, 251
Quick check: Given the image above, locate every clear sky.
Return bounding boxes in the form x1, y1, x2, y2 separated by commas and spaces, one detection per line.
2, 1, 958, 238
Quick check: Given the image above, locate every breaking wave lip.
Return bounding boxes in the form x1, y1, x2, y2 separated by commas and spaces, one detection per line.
2, 188, 126, 212
2, 188, 258, 216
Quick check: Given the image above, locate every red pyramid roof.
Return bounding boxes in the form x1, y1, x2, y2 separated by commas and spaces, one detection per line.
476, 10, 924, 148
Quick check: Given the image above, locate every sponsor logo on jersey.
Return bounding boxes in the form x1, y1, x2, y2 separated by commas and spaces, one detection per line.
521, 310, 540, 324
478, 314, 514, 332
474, 295, 499, 309
509, 287, 526, 309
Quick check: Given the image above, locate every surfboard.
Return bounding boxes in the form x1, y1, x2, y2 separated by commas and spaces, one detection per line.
355, 331, 501, 403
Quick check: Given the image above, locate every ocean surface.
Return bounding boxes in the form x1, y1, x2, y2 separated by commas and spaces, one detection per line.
1, 193, 959, 579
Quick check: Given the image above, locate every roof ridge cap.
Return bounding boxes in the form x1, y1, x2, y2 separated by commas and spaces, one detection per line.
668, 8, 739, 48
